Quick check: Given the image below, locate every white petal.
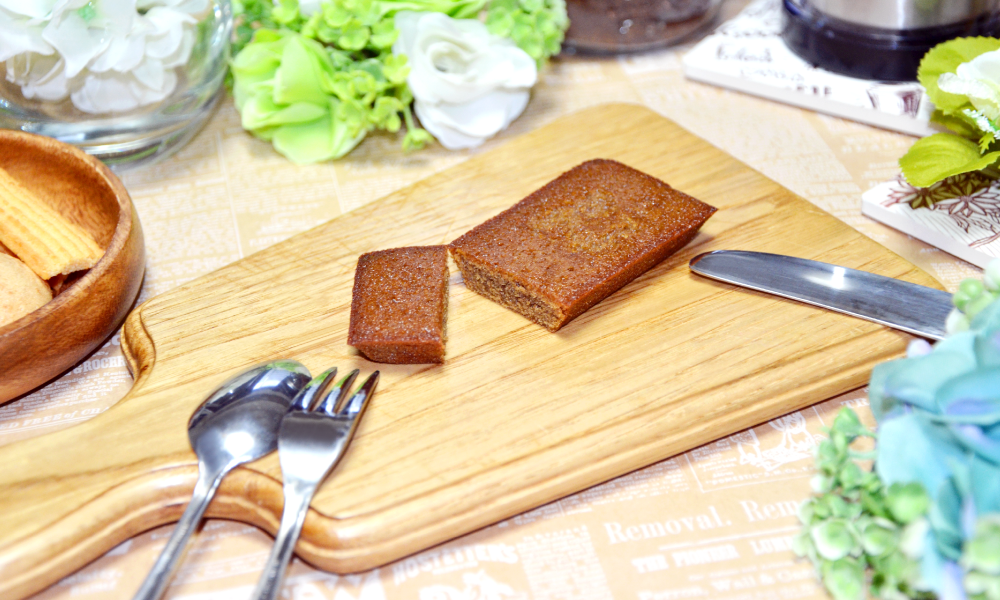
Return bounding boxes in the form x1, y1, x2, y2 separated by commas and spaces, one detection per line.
41, 12, 109, 77
0, 0, 55, 19
131, 57, 169, 92
397, 11, 536, 105
14, 55, 72, 100
416, 90, 528, 149
89, 19, 151, 72
392, 11, 422, 56
963, 49, 1000, 83
415, 101, 486, 149
0, 11, 52, 60
92, 0, 138, 30
143, 7, 196, 62
425, 89, 527, 137
70, 68, 175, 112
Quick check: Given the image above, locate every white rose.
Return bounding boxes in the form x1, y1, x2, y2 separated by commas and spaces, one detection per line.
393, 11, 537, 150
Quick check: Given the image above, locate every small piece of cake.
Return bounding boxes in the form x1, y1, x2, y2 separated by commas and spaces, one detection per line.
449, 159, 716, 331
348, 246, 449, 364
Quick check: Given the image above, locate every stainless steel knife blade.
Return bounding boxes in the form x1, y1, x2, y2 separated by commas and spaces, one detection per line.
689, 250, 953, 340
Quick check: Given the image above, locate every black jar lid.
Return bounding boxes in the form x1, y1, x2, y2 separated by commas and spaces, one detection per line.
781, 0, 1000, 82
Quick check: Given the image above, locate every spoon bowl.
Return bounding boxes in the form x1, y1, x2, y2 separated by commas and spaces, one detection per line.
132, 360, 312, 600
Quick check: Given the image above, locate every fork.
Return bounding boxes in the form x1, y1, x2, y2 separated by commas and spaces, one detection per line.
250, 367, 379, 600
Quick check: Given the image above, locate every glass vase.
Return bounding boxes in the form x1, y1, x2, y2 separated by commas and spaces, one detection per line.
0, 0, 232, 170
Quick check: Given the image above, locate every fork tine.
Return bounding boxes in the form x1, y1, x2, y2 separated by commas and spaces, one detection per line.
315, 369, 359, 415
339, 371, 379, 419
290, 368, 338, 411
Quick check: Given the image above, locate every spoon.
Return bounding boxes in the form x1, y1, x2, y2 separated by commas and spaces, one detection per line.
132, 360, 312, 600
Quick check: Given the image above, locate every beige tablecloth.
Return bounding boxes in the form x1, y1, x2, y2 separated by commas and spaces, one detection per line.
2, 6, 982, 598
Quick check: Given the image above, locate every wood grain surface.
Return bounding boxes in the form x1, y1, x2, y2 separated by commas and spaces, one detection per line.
0, 104, 941, 600
0, 130, 145, 403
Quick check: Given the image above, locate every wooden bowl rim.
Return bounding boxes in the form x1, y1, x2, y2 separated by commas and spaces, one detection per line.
0, 130, 136, 339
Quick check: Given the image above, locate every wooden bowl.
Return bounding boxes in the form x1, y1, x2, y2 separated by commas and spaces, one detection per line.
0, 131, 145, 403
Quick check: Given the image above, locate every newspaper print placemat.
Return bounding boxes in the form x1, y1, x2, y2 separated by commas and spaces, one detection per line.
2, 9, 984, 596
682, 0, 939, 137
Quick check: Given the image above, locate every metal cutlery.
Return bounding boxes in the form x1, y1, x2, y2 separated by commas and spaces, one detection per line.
689, 250, 954, 340
132, 360, 312, 600
250, 367, 380, 600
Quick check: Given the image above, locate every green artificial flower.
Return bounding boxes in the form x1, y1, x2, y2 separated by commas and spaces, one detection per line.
794, 407, 933, 600
230, 0, 439, 163
823, 262, 1000, 598
233, 31, 367, 163
901, 37, 1000, 187
797, 262, 1000, 599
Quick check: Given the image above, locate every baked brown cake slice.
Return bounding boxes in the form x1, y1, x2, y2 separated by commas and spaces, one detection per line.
348, 246, 449, 364
449, 159, 716, 331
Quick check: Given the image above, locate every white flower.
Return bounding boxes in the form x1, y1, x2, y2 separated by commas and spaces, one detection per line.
938, 49, 1000, 122
1, 0, 204, 114
393, 11, 537, 150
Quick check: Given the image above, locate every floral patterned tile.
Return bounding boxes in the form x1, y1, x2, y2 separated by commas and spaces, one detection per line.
862, 174, 1000, 268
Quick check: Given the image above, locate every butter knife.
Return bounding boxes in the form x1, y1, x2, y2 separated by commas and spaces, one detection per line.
689, 250, 953, 340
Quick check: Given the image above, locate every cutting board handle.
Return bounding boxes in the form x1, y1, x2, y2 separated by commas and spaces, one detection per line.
0, 310, 284, 600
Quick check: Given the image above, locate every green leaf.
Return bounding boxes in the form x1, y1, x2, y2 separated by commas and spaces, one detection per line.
981, 132, 997, 152
821, 558, 866, 600
403, 127, 434, 151
860, 487, 891, 520
811, 519, 858, 560
919, 37, 1000, 115
369, 18, 398, 49
832, 408, 868, 439
273, 35, 335, 105
382, 53, 409, 85
885, 482, 930, 524
838, 461, 865, 490
899, 133, 1000, 188
271, 102, 366, 164
337, 19, 370, 50
956, 279, 987, 311
323, 0, 353, 27
963, 516, 1000, 575
791, 531, 815, 558
861, 520, 899, 557
240, 97, 327, 131
271, 0, 301, 24
930, 108, 981, 137
486, 10, 515, 36
371, 96, 403, 130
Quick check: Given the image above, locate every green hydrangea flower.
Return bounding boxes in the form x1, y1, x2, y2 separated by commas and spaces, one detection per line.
485, 0, 567, 65
797, 262, 1000, 600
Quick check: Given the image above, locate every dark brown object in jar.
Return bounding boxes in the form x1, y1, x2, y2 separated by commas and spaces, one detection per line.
564, 0, 718, 53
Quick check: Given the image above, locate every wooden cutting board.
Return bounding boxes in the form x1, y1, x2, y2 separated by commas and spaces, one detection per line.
0, 104, 942, 599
